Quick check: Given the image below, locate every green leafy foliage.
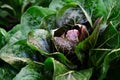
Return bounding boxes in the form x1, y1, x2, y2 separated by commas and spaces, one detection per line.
97, 22, 120, 48
99, 48, 120, 80
44, 58, 93, 80
0, 0, 52, 30
40, 14, 58, 31
49, 0, 74, 11
0, 24, 38, 70
0, 59, 18, 80
0, 0, 120, 80
13, 62, 44, 80
56, 3, 87, 27
0, 28, 7, 48
21, 6, 56, 29
27, 29, 51, 53
27, 29, 72, 67
75, 17, 102, 63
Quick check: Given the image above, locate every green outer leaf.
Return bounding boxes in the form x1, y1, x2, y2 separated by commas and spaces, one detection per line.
21, 0, 51, 13
21, 6, 56, 29
49, 0, 74, 11
0, 28, 7, 49
27, 29, 51, 53
79, 4, 93, 28
56, 3, 93, 28
0, 28, 36, 70
57, 3, 78, 18
44, 58, 93, 80
98, 48, 120, 80
0, 28, 8, 37
0, 43, 32, 70
110, 2, 120, 26
44, 58, 68, 80
13, 61, 44, 80
40, 14, 58, 32
56, 3, 82, 27
97, 22, 119, 48
95, 0, 107, 19
0, 58, 18, 80
91, 0, 120, 25
90, 48, 111, 67
75, 17, 102, 63
54, 69, 93, 80
7, 24, 30, 41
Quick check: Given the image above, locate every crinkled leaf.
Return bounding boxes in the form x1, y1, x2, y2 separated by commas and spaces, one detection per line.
49, 0, 74, 11
0, 24, 43, 70
13, 61, 45, 80
27, 29, 51, 53
56, 3, 92, 30
0, 58, 18, 80
6, 24, 30, 42
21, 6, 56, 29
0, 45, 33, 70
40, 14, 58, 32
57, 3, 88, 27
0, 30, 37, 70
44, 58, 93, 80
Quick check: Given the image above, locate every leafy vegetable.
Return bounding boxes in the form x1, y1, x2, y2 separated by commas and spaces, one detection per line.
49, 0, 74, 11
99, 48, 120, 80
0, 25, 37, 70
97, 22, 120, 48
0, 58, 18, 80
21, 6, 56, 29
0, 28, 7, 48
1, 0, 120, 80
44, 58, 93, 80
27, 29, 51, 53
13, 61, 44, 80
75, 17, 102, 63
